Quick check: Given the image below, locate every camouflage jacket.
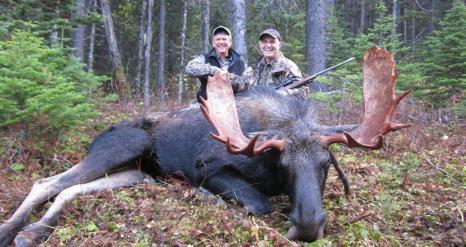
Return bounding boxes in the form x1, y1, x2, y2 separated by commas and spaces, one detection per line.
231, 53, 308, 97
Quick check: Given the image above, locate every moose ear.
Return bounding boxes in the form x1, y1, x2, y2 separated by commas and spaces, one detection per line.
320, 124, 359, 135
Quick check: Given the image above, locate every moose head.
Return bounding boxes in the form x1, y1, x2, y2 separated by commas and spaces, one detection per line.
199, 47, 411, 241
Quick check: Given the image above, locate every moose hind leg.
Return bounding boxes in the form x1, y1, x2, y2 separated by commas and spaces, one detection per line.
0, 165, 83, 247
204, 173, 272, 215
0, 125, 152, 247
14, 169, 154, 247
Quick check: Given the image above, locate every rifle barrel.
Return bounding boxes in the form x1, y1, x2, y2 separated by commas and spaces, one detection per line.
313, 57, 355, 77
283, 57, 355, 90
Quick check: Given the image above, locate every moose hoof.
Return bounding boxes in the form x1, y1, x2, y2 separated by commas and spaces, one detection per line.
14, 223, 53, 247
14, 234, 35, 247
0, 223, 23, 247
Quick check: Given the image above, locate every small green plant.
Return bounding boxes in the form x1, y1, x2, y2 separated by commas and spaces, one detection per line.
377, 192, 401, 219
85, 221, 99, 232
11, 162, 25, 171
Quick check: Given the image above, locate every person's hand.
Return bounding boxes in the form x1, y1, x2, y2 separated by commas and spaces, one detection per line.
229, 73, 238, 81
277, 88, 292, 96
299, 86, 310, 98
211, 68, 229, 82
217, 68, 230, 81
218, 68, 229, 76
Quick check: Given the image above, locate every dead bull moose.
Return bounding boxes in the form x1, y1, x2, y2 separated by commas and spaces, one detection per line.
0, 47, 410, 246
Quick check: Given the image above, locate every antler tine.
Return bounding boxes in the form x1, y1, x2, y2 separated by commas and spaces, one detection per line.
199, 71, 285, 157
226, 135, 260, 156
321, 47, 412, 148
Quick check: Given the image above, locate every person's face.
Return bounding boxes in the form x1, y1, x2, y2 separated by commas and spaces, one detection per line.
259, 35, 281, 62
212, 33, 231, 58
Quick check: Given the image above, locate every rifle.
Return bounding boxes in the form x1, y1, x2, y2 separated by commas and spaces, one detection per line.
277, 57, 355, 90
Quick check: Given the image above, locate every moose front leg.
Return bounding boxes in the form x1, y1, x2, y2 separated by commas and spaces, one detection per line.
204, 173, 272, 215
13, 169, 154, 247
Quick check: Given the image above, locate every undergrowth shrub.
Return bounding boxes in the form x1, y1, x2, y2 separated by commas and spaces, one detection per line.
0, 29, 106, 131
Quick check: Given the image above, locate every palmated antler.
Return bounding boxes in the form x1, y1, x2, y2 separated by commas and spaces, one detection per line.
199, 71, 285, 157
321, 47, 411, 149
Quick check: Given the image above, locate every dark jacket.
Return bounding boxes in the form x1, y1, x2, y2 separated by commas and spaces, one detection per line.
197, 48, 245, 101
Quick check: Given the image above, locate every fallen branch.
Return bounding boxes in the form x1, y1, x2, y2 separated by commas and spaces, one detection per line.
346, 211, 375, 224
420, 151, 464, 187
457, 206, 464, 223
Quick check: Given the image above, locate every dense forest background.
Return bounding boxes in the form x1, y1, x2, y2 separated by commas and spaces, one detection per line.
1, 0, 465, 127
0, 0, 464, 246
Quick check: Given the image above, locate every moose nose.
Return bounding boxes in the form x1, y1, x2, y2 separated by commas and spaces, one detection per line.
286, 212, 326, 241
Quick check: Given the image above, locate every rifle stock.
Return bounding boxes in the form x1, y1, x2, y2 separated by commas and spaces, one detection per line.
282, 74, 317, 90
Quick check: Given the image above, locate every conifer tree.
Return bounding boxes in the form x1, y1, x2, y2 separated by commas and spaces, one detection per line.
419, 0, 466, 113
0, 30, 105, 130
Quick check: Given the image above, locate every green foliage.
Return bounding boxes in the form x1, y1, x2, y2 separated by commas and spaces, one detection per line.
85, 221, 99, 232
342, 223, 382, 246
418, 0, 466, 111
0, 29, 105, 130
326, 9, 354, 66
0, 1, 75, 45
11, 162, 25, 171
353, 3, 404, 56
323, 2, 422, 107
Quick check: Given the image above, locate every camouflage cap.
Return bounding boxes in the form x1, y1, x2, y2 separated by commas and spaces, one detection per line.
212, 26, 232, 36
259, 28, 281, 41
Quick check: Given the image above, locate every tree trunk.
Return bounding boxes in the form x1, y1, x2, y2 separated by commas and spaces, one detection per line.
411, 0, 416, 53
156, 0, 166, 104
360, 0, 366, 32
50, 6, 59, 44
87, 0, 96, 73
306, 0, 327, 75
101, 0, 127, 86
392, 0, 398, 35
402, 0, 407, 44
135, 0, 147, 98
427, 0, 437, 34
231, 0, 247, 65
326, 0, 335, 55
143, 0, 154, 109
72, 0, 86, 62
177, 0, 188, 104
201, 0, 210, 54
327, 0, 334, 15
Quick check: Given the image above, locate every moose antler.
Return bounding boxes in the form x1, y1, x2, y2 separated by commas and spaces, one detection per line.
320, 47, 411, 149
199, 71, 285, 157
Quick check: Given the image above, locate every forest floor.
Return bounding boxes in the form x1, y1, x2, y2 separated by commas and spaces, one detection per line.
0, 101, 464, 247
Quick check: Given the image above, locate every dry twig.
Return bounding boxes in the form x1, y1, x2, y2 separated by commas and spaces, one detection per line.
346, 211, 375, 224
420, 151, 464, 187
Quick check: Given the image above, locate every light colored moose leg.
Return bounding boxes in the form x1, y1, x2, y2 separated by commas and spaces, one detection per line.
13, 169, 154, 247
0, 164, 85, 247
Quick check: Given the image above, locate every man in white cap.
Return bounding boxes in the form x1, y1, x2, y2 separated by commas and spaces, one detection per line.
186, 26, 246, 101
232, 28, 308, 97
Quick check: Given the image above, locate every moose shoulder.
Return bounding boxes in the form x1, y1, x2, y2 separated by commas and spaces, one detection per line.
0, 47, 411, 246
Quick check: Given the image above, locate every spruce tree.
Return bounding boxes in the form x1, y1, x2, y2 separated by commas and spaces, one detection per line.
317, 2, 423, 109
0, 30, 105, 130
419, 0, 466, 113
